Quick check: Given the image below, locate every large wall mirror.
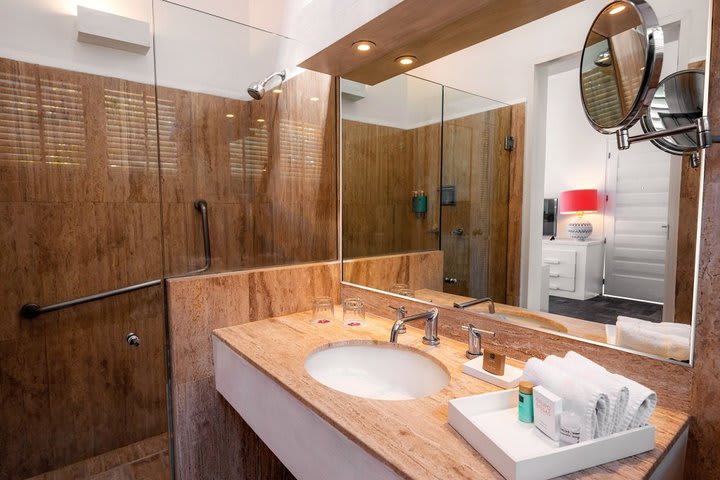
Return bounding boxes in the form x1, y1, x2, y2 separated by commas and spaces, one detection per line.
340, 0, 712, 365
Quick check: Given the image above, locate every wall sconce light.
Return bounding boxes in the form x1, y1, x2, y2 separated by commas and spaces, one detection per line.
76, 6, 151, 55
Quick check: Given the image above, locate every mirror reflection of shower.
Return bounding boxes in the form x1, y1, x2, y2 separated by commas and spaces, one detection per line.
247, 70, 287, 99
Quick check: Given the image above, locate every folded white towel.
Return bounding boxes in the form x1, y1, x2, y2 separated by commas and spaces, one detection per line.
523, 357, 610, 441
564, 351, 657, 432
546, 355, 629, 435
615, 316, 691, 361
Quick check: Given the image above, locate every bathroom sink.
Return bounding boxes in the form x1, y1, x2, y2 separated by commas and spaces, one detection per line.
304, 340, 450, 400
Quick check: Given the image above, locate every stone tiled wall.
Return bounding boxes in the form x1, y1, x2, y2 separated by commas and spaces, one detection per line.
166, 261, 340, 480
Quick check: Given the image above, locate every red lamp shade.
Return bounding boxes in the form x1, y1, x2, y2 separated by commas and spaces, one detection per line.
559, 189, 598, 214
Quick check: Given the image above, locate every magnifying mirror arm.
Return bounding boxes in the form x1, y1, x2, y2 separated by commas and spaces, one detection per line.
617, 116, 714, 151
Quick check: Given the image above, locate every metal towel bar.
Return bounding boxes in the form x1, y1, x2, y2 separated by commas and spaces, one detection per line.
20, 199, 211, 319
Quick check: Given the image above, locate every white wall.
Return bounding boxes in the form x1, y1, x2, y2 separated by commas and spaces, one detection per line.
341, 76, 508, 129
0, 0, 156, 84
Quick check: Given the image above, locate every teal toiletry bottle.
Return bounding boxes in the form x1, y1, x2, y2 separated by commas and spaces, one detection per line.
518, 381, 534, 423
412, 190, 428, 218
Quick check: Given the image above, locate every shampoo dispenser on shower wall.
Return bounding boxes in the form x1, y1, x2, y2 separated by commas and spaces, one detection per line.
412, 190, 427, 218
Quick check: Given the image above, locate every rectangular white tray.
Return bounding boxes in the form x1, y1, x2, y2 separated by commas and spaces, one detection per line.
449, 389, 655, 480
462, 356, 523, 389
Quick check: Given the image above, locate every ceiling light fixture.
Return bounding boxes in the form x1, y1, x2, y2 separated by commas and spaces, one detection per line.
310, 97, 320, 102
352, 40, 376, 52
257, 118, 265, 123
609, 4, 626, 14
273, 89, 282, 94
225, 113, 235, 118
395, 55, 417, 66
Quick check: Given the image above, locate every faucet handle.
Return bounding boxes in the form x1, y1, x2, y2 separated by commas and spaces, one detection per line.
462, 324, 495, 359
388, 305, 408, 333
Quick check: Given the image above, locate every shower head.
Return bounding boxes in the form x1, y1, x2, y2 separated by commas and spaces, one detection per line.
247, 70, 287, 100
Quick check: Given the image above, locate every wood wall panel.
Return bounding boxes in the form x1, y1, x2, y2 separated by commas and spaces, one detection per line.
0, 57, 167, 480
441, 106, 513, 302
342, 120, 440, 258
506, 103, 525, 306
300, 0, 582, 85
166, 262, 340, 480
342, 251, 444, 293
160, 71, 338, 276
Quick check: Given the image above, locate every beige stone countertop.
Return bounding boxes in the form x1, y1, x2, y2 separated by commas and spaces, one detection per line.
212, 309, 689, 480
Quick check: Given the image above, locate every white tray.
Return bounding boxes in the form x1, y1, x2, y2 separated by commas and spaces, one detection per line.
462, 356, 523, 389
448, 389, 655, 480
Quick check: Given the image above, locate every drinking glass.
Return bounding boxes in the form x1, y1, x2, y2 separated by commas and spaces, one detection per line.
343, 297, 365, 327
312, 296, 334, 324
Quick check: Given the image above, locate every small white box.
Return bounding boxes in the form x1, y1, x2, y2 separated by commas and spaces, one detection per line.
448, 389, 655, 480
533, 385, 562, 442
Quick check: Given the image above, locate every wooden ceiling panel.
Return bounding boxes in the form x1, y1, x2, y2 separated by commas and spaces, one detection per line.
299, 0, 583, 85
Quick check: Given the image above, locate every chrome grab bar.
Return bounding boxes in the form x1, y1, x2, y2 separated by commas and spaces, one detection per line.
19, 199, 212, 319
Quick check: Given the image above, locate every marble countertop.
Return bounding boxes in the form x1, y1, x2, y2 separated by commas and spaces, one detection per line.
212, 309, 689, 479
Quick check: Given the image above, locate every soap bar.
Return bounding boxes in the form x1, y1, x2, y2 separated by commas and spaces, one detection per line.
533, 385, 563, 441
482, 350, 506, 376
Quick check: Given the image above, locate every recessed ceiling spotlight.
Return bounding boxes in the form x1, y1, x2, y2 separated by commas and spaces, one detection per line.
225, 113, 235, 118
395, 55, 417, 66
352, 40, 376, 52
273, 89, 282, 94
609, 4, 626, 14
310, 97, 320, 102
257, 118, 265, 123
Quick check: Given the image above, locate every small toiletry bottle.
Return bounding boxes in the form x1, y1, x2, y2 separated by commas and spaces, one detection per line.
518, 381, 534, 423
559, 402, 582, 446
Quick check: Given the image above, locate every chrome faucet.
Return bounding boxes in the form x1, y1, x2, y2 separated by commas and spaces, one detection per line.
462, 323, 495, 359
454, 297, 496, 313
389, 307, 440, 346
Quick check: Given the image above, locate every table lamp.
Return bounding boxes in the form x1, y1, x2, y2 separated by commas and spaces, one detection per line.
559, 189, 598, 241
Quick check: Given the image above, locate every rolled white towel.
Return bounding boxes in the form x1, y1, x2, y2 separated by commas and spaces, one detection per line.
564, 351, 657, 432
523, 357, 610, 441
546, 354, 629, 436
613, 375, 658, 430
615, 316, 691, 361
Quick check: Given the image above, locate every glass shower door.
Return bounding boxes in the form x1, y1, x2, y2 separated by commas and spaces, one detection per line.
0, 2, 169, 479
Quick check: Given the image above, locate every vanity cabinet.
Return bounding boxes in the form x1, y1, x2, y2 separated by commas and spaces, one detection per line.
542, 239, 603, 300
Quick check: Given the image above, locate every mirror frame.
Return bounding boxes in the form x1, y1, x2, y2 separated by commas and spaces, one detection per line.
579, 0, 664, 134
640, 69, 706, 155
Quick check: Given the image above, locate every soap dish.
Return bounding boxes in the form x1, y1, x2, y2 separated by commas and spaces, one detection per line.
462, 355, 524, 389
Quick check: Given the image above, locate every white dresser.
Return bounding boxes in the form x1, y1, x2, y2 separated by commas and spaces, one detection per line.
542, 239, 603, 301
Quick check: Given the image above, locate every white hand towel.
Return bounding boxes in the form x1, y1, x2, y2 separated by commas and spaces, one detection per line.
523, 357, 610, 441
550, 354, 629, 435
615, 316, 691, 361
613, 375, 658, 430
564, 351, 657, 432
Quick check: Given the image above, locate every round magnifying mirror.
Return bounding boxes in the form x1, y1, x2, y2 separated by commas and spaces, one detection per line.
580, 0, 664, 133
640, 69, 705, 155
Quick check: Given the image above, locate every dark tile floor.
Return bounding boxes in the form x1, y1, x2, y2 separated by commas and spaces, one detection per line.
549, 295, 663, 324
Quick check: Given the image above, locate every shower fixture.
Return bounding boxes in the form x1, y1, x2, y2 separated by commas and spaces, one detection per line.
247, 70, 287, 100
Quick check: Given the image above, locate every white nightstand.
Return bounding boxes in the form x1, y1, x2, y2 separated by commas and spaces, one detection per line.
542, 239, 604, 300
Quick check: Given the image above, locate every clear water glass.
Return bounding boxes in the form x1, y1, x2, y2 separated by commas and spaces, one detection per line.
343, 297, 365, 327
390, 283, 414, 297
312, 296, 334, 324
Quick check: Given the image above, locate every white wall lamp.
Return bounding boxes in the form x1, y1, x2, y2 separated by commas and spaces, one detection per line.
76, 6, 151, 55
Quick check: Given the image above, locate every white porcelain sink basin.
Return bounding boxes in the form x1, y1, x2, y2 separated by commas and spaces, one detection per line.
304, 341, 450, 400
